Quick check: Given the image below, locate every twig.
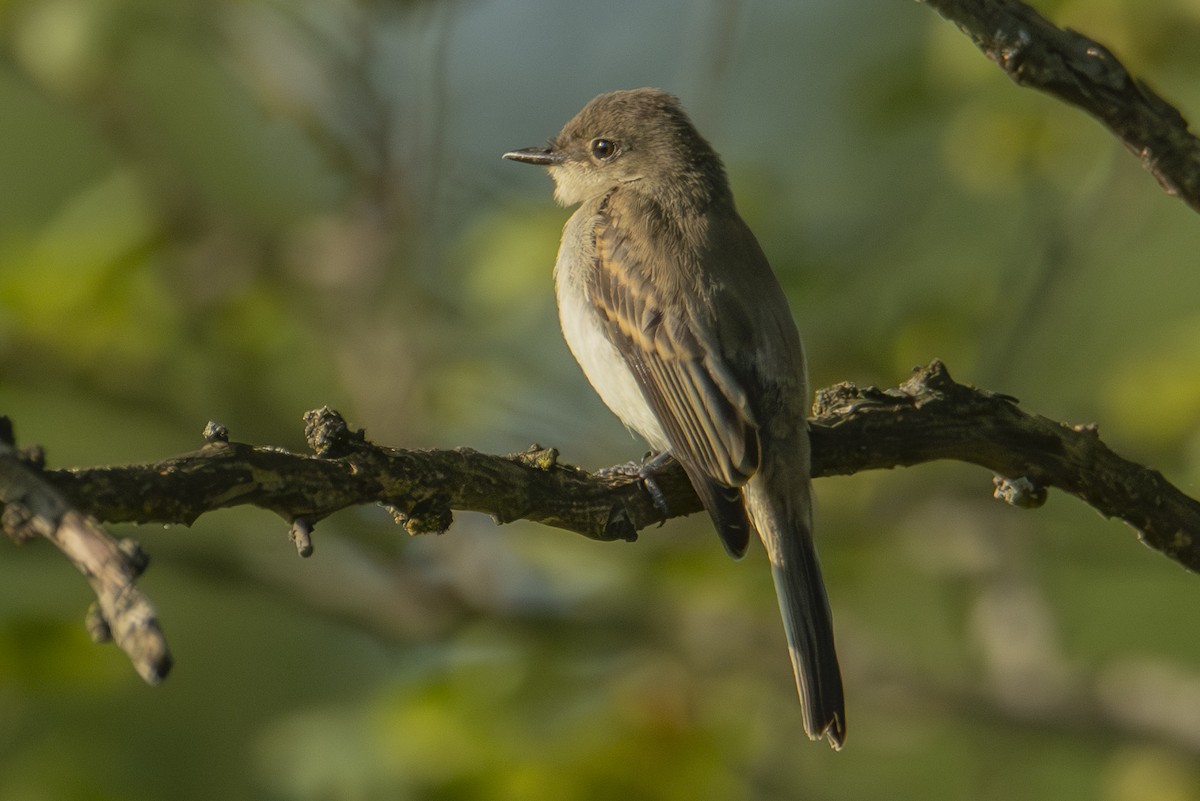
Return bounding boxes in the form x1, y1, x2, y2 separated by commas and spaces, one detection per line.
0, 423, 171, 684
916, 0, 1200, 212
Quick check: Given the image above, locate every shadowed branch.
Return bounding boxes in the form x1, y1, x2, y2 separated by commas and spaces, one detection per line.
3, 361, 1198, 682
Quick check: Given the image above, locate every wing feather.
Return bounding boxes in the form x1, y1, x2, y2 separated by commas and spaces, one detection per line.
588, 197, 760, 556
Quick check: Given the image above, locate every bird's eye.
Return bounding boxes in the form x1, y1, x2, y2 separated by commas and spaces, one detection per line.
590, 138, 618, 161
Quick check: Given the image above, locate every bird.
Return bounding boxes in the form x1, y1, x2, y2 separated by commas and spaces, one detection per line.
503, 88, 845, 748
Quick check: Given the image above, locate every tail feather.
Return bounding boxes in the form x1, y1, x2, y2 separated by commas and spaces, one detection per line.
745, 473, 845, 748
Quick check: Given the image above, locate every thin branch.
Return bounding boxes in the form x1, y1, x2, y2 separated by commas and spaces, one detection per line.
0, 423, 171, 684
15, 360, 1200, 573
5, 361, 1199, 681
917, 0, 1200, 212
809, 362, 1200, 572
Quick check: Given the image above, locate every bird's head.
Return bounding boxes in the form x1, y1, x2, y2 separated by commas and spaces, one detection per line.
504, 88, 728, 209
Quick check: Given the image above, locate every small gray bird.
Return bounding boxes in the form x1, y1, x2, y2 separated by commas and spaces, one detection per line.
504, 88, 845, 748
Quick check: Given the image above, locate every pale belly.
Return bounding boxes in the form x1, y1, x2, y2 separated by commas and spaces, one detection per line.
554, 218, 669, 450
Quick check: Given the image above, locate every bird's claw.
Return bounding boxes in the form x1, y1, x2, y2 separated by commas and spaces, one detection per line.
599, 451, 674, 520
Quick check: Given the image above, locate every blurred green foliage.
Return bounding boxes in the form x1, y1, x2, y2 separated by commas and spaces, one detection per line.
3, 0, 1200, 799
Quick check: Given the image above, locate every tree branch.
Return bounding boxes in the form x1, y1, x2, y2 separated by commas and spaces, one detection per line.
809, 362, 1200, 571
916, 0, 1200, 212
4, 361, 1198, 681
0, 421, 171, 684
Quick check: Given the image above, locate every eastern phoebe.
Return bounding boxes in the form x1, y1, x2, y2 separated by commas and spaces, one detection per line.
504, 88, 845, 748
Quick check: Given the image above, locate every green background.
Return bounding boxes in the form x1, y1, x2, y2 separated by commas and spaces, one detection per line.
3, 0, 1200, 798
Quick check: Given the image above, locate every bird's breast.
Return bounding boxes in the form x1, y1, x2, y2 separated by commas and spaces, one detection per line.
554, 209, 668, 450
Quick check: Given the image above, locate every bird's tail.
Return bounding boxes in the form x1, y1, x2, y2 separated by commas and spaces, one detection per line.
745, 470, 845, 748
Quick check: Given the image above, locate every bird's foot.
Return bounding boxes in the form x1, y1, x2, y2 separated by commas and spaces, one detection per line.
599, 451, 674, 519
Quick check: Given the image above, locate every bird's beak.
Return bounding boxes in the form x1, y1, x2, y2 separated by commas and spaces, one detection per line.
503, 146, 562, 166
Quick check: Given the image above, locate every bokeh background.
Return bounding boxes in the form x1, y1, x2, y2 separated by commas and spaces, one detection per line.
3, 0, 1200, 798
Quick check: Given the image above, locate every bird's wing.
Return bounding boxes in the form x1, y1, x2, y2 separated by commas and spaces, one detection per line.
588, 196, 760, 557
